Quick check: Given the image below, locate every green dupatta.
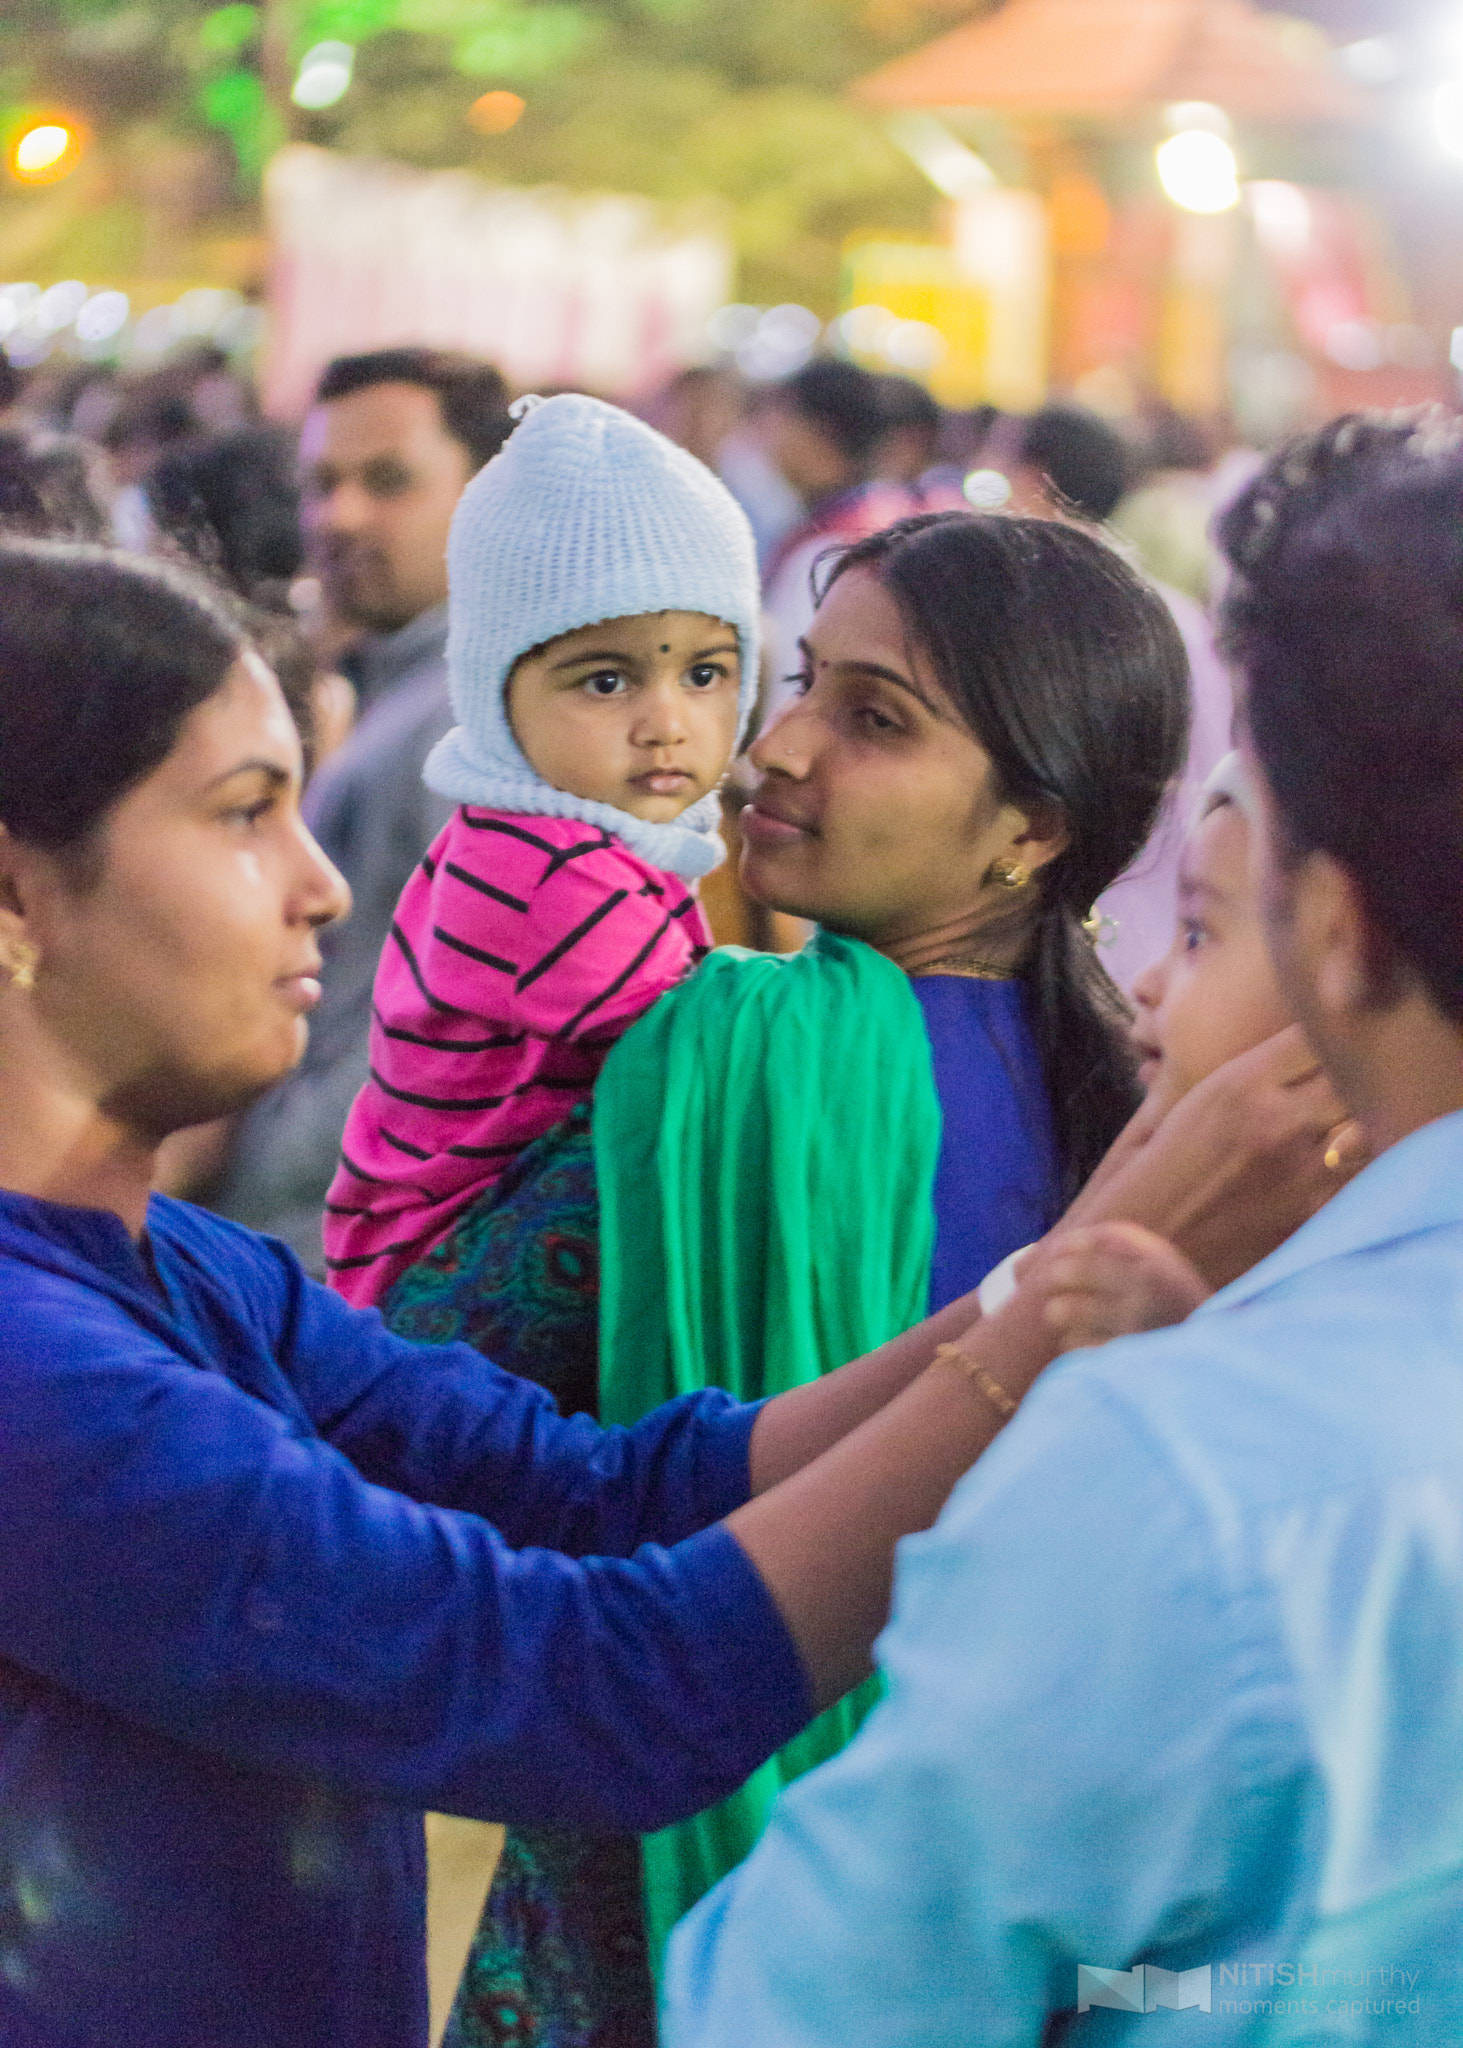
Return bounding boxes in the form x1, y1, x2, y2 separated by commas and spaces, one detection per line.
594, 931, 943, 1970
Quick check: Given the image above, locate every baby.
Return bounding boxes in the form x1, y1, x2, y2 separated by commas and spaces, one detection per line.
1023, 755, 1356, 1348
324, 395, 760, 1308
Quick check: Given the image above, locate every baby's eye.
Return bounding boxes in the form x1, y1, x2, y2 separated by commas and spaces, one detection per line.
686, 663, 726, 691
582, 670, 628, 698
1181, 918, 1207, 953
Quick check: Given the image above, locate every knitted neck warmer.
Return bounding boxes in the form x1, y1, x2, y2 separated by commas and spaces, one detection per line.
425, 723, 727, 880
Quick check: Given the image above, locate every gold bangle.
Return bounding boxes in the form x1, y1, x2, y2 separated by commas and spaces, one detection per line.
932, 1342, 1019, 1418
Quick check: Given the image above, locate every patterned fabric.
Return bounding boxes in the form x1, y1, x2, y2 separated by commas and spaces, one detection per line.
326, 809, 711, 1310
381, 1103, 600, 1422
441, 1829, 655, 2048
382, 1112, 655, 2048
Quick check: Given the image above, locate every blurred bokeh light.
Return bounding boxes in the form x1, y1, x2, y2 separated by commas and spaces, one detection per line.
469, 92, 527, 136
11, 122, 81, 186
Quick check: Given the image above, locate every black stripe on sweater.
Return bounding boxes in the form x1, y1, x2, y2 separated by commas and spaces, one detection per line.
517, 888, 628, 991
556, 910, 674, 1038
457, 813, 561, 854
378, 1127, 433, 1162
443, 861, 531, 914
369, 1067, 513, 1115
387, 920, 475, 1017
540, 829, 616, 879
338, 1142, 434, 1196
373, 1006, 526, 1055
432, 925, 518, 975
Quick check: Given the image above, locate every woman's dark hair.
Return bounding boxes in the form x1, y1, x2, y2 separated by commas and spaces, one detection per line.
144, 425, 304, 603
1216, 411, 1463, 1024
0, 431, 108, 542
0, 433, 47, 536
1017, 405, 1130, 524
824, 511, 1191, 1200
0, 541, 245, 854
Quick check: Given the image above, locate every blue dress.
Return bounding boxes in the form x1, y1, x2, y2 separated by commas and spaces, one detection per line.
0, 1190, 808, 2048
910, 975, 1062, 1312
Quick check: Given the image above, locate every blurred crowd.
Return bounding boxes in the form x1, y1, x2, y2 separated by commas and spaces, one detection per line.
0, 336, 1253, 1273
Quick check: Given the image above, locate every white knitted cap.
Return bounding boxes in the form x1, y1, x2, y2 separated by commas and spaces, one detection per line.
1199, 750, 1257, 824
424, 393, 761, 878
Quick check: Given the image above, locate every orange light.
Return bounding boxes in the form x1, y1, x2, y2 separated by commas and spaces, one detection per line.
469, 91, 526, 136
1048, 172, 1111, 261
11, 121, 82, 185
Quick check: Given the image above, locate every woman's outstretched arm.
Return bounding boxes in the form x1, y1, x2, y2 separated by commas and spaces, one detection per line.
746, 1283, 985, 1494
733, 1284, 1059, 1708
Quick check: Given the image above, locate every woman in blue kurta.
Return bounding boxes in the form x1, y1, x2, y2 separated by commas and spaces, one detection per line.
596, 512, 1190, 1965
0, 540, 1111, 2048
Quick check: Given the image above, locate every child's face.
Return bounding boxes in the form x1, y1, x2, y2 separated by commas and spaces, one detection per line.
1130, 801, 1292, 1111
507, 611, 741, 823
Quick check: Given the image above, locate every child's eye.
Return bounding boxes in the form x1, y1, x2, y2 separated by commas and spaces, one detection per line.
582, 671, 628, 698
686, 664, 726, 691
1181, 919, 1207, 953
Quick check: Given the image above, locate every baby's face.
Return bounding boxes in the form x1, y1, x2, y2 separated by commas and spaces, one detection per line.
1130, 801, 1292, 1112
507, 610, 741, 823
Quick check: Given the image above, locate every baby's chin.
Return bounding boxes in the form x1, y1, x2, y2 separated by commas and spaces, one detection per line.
611, 778, 712, 823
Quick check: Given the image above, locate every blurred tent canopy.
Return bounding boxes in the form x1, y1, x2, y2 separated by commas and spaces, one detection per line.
0, 0, 995, 311
848, 0, 1446, 432
856, 0, 1370, 125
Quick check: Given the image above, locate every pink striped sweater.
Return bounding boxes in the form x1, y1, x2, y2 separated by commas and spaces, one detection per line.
324, 806, 712, 1307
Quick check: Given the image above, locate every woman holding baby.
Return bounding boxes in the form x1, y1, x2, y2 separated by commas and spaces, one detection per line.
313, 397, 1350, 2042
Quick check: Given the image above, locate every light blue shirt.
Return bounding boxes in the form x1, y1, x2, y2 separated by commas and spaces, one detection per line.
664, 1106, 1463, 2046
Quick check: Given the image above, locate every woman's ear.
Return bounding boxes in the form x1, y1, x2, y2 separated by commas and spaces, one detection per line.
0, 826, 40, 988
0, 823, 26, 924
1011, 802, 1071, 878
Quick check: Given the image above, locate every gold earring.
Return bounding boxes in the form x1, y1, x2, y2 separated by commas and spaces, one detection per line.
989, 855, 1030, 892
7, 942, 37, 992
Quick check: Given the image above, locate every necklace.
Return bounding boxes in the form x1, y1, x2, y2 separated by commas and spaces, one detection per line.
883, 908, 1028, 982
911, 959, 1016, 982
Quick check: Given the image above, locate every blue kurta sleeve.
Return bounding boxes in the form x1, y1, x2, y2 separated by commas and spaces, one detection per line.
250, 1220, 766, 1557
0, 1216, 812, 1834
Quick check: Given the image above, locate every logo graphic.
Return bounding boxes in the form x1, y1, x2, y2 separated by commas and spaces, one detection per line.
1078, 1965, 1213, 2015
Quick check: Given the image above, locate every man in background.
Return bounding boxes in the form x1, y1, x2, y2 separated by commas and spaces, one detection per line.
210, 347, 511, 1272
